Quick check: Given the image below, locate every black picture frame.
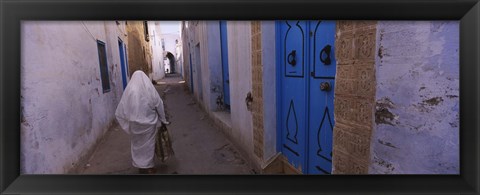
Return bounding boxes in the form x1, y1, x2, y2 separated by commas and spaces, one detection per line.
1, 0, 478, 194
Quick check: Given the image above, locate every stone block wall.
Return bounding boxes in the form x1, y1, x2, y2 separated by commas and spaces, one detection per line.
332, 21, 377, 174
251, 21, 264, 159
20, 21, 125, 173
126, 21, 152, 77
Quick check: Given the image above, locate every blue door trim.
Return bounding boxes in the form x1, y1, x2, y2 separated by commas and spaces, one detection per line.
275, 21, 282, 153
304, 22, 311, 173
118, 38, 128, 89
220, 20, 231, 107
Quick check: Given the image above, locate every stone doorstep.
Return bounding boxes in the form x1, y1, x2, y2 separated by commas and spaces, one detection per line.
260, 153, 283, 174
282, 156, 302, 174
260, 153, 302, 174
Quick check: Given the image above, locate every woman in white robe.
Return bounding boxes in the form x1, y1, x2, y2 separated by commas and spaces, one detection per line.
115, 70, 169, 174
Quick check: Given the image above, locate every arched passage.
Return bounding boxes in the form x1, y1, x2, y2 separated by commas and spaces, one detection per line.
166, 52, 175, 74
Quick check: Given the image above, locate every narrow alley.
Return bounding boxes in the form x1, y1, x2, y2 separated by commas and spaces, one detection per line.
20, 20, 459, 175
78, 74, 254, 174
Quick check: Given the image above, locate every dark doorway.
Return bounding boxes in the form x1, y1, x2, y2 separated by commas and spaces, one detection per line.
166, 52, 175, 74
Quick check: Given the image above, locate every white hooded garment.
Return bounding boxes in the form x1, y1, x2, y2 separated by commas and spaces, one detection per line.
115, 71, 168, 168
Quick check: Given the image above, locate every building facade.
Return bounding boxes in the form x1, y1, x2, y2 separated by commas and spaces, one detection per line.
161, 33, 182, 74
20, 20, 166, 174
126, 21, 153, 79
21, 21, 128, 173
181, 20, 459, 174
150, 21, 167, 81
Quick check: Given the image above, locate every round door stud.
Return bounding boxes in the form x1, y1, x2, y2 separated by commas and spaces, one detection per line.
320, 82, 331, 91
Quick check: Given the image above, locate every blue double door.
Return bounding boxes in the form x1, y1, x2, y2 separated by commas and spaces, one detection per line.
278, 20, 336, 174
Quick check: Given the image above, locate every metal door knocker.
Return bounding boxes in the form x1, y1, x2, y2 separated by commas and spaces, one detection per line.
320, 82, 331, 91
287, 50, 297, 66
319, 45, 332, 65
245, 92, 253, 111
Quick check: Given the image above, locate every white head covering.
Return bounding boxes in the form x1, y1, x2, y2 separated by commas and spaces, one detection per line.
115, 70, 167, 134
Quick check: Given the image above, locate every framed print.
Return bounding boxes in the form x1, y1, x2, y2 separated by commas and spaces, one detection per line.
1, 0, 479, 194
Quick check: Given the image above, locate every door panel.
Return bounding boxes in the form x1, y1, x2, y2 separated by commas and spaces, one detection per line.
284, 21, 306, 78
308, 20, 336, 174
308, 78, 335, 174
280, 20, 308, 170
311, 21, 336, 78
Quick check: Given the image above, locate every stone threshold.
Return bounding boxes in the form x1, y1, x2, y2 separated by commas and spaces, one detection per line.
260, 153, 302, 174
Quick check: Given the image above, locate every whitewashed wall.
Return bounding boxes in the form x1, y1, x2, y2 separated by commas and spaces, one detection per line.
261, 21, 277, 163
20, 21, 125, 174
151, 22, 165, 81
181, 22, 193, 91
205, 21, 223, 112
184, 21, 217, 112
162, 33, 181, 73
371, 21, 459, 174
175, 42, 184, 78
190, 22, 207, 106
227, 21, 254, 162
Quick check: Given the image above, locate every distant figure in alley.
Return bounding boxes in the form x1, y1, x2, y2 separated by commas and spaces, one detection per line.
115, 70, 170, 174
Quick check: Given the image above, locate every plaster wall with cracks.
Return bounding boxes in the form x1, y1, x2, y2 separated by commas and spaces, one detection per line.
370, 21, 459, 174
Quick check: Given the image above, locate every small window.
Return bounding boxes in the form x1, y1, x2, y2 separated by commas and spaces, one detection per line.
97, 40, 111, 93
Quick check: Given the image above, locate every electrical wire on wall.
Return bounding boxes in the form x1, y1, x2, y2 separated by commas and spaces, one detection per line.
115, 21, 128, 37
81, 21, 97, 41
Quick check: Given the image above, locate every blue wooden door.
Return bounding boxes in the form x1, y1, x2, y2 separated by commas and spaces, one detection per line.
278, 20, 336, 174
220, 21, 230, 107
279, 20, 309, 171
307, 20, 336, 174
118, 38, 128, 89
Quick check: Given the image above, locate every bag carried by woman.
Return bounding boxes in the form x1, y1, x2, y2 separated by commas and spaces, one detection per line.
155, 109, 174, 162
